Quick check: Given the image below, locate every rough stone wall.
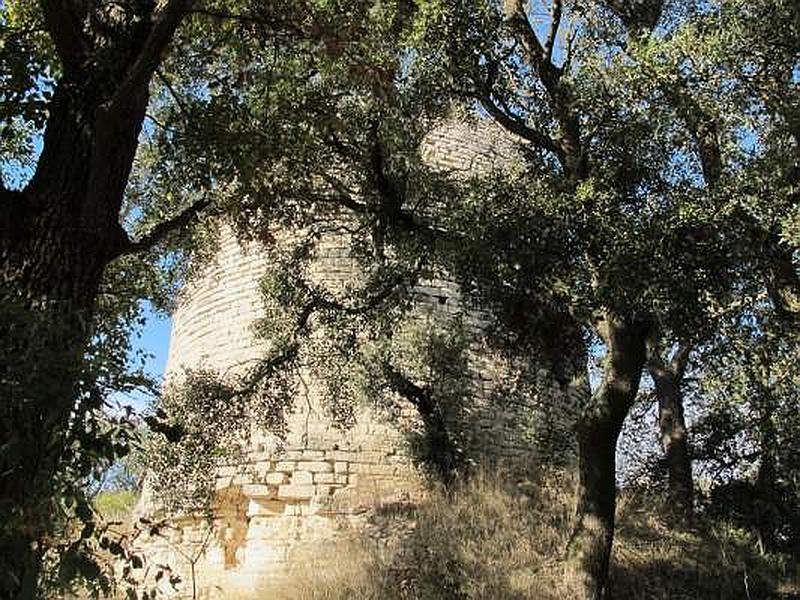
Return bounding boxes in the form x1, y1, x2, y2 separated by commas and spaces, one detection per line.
135, 118, 565, 598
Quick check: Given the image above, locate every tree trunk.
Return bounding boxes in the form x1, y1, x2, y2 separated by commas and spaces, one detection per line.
565, 316, 648, 600
753, 380, 780, 551
0, 21, 168, 596
646, 342, 693, 527
651, 368, 693, 526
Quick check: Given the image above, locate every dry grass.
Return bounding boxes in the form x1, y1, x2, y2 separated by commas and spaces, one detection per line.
277, 468, 799, 600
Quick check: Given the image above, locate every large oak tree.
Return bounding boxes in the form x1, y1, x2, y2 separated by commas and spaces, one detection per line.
0, 1, 196, 594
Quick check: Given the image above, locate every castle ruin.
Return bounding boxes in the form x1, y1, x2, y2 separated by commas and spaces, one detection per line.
134, 120, 570, 598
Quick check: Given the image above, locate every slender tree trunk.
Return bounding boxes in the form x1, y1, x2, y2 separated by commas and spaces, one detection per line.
753, 380, 779, 551
565, 316, 648, 600
646, 342, 693, 527
651, 368, 693, 526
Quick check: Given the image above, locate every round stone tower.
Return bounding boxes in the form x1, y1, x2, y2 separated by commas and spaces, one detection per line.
134, 119, 566, 598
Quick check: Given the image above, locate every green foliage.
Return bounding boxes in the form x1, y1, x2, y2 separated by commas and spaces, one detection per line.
2, 0, 798, 595
146, 366, 296, 514
93, 490, 138, 523
0, 287, 151, 596
0, 0, 55, 188
692, 313, 800, 553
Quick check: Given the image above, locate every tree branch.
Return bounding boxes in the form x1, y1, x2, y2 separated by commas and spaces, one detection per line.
381, 361, 432, 414
669, 342, 692, 380
544, 0, 563, 64
502, 0, 585, 178
602, 0, 665, 32
116, 195, 211, 256
503, 0, 562, 90
187, 7, 306, 38
39, 0, 90, 76
480, 93, 564, 163
111, 0, 191, 109
155, 68, 192, 122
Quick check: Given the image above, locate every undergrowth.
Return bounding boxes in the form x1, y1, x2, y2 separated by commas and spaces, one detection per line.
280, 469, 799, 600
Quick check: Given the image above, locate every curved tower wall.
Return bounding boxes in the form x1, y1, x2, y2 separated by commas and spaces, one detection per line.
137, 119, 562, 598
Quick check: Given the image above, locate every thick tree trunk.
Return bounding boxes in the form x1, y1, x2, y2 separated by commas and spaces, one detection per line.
0, 16, 169, 594
565, 316, 648, 600
566, 419, 619, 599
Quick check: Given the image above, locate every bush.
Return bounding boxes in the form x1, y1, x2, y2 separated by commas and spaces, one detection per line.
93, 490, 138, 524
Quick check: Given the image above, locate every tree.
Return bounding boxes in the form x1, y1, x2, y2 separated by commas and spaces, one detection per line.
405, 2, 799, 595
0, 1, 199, 594
10, 0, 792, 598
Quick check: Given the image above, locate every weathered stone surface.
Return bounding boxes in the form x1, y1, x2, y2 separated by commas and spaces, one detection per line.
290, 471, 313, 485
313, 472, 335, 484
264, 472, 287, 485
247, 499, 284, 517
277, 484, 316, 500
297, 461, 333, 473
135, 119, 573, 600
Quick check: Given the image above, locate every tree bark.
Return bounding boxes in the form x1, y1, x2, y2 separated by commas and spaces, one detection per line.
647, 343, 693, 526
0, 3, 189, 595
650, 365, 693, 525
565, 316, 648, 600
0, 88, 149, 599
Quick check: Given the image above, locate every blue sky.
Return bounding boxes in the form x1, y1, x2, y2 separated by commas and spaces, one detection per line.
138, 304, 171, 382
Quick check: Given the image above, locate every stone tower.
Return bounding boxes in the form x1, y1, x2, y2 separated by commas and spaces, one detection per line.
135, 120, 564, 598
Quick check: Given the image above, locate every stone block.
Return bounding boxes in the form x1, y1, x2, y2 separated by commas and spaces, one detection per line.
314, 485, 333, 497
291, 471, 313, 485
247, 499, 285, 517
264, 472, 286, 485
274, 461, 295, 472
333, 461, 349, 474
301, 449, 326, 459
297, 461, 333, 473
314, 472, 335, 484
326, 450, 359, 462
242, 484, 274, 499
278, 484, 315, 500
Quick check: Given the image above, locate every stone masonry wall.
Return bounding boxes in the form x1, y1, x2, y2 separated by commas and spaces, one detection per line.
135, 118, 565, 598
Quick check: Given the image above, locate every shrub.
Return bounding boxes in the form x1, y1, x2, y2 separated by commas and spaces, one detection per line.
93, 490, 138, 524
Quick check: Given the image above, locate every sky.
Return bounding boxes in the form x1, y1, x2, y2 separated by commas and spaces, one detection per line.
138, 305, 172, 381
115, 305, 172, 412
